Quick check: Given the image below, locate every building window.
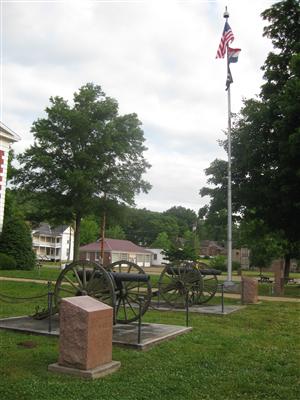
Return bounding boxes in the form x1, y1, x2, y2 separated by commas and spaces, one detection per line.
153, 254, 157, 260
111, 253, 120, 262
120, 253, 128, 260
136, 254, 143, 262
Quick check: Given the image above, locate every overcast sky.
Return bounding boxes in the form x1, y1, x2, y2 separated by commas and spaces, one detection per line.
1, 0, 276, 213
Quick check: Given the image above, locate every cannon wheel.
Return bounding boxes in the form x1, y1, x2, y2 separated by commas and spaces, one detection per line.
158, 264, 203, 308
54, 260, 116, 311
194, 273, 218, 304
193, 262, 219, 304
107, 260, 152, 324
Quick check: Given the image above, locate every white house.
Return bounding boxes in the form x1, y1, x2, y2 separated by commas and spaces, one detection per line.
146, 248, 169, 266
32, 223, 74, 262
0, 122, 20, 233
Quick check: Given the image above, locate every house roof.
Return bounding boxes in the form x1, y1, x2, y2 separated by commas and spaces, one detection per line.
80, 238, 152, 254
0, 121, 21, 142
32, 223, 71, 236
200, 240, 225, 250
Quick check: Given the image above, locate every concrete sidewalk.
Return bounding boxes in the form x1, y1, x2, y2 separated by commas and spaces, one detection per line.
0, 276, 299, 303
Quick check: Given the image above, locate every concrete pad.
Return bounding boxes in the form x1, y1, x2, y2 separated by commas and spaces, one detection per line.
151, 302, 245, 315
0, 315, 192, 351
0, 315, 59, 336
48, 360, 121, 379
113, 323, 192, 350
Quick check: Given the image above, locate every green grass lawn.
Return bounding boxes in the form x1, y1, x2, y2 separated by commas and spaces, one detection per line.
0, 280, 299, 400
0, 267, 299, 299
0, 267, 61, 282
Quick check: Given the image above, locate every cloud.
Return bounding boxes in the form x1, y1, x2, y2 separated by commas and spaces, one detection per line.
2, 0, 274, 213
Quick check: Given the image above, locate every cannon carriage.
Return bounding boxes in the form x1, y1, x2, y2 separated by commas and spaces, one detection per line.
53, 260, 221, 324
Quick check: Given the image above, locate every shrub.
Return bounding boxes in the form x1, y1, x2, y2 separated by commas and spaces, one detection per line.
210, 256, 241, 272
210, 255, 227, 271
0, 253, 17, 270
232, 261, 241, 271
0, 215, 36, 270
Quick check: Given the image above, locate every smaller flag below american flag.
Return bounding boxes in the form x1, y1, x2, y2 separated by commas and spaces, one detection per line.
228, 47, 241, 63
216, 21, 234, 58
226, 67, 233, 91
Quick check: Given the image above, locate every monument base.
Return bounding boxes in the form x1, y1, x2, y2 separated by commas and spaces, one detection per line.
48, 360, 121, 380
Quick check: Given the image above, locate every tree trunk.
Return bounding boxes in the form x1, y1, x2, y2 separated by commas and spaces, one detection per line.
100, 211, 106, 264
284, 253, 291, 279
73, 213, 81, 261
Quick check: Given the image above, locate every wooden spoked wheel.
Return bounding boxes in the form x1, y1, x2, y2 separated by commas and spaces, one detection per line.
158, 264, 203, 308
193, 273, 219, 304
54, 260, 116, 311
107, 260, 152, 324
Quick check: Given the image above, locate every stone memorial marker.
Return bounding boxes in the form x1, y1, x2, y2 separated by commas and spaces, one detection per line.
241, 277, 258, 304
48, 296, 120, 379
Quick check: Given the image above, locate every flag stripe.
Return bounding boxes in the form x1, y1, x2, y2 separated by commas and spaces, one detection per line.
228, 47, 241, 63
216, 21, 234, 58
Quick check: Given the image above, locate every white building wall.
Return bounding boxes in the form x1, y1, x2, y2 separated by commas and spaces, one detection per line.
0, 123, 20, 233
60, 227, 74, 262
146, 248, 169, 266
0, 141, 10, 233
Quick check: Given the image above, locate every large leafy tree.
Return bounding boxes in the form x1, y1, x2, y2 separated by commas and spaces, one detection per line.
123, 207, 179, 246
15, 83, 151, 260
163, 206, 197, 235
150, 232, 171, 249
200, 0, 300, 275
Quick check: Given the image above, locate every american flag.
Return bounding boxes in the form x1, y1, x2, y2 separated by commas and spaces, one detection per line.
216, 21, 234, 58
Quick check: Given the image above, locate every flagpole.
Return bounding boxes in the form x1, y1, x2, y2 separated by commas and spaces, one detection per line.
224, 7, 233, 284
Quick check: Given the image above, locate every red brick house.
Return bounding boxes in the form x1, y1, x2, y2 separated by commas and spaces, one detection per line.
79, 238, 153, 267
200, 240, 226, 257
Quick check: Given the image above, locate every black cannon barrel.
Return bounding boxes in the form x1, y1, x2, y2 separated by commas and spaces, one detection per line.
165, 266, 222, 276
165, 266, 196, 275
110, 272, 150, 283
198, 269, 222, 276
77, 269, 150, 283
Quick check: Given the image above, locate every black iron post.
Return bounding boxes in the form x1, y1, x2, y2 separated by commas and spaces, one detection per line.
185, 290, 189, 327
138, 296, 144, 344
47, 281, 53, 333
221, 283, 225, 314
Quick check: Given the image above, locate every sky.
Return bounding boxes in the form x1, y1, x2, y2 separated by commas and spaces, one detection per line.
1, 0, 276, 213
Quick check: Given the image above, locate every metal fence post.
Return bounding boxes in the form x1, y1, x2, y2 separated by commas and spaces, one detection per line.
47, 281, 53, 333
221, 284, 225, 314
185, 291, 189, 327
138, 296, 143, 344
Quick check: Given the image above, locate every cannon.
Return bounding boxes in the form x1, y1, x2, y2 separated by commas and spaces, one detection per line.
157, 263, 221, 308
54, 260, 152, 324
53, 260, 221, 324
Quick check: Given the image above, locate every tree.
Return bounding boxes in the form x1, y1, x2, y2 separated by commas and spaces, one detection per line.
238, 218, 285, 272
80, 217, 99, 245
0, 210, 36, 270
150, 232, 171, 249
200, 0, 300, 276
105, 225, 126, 240
15, 83, 151, 260
123, 207, 179, 246
163, 206, 197, 235
163, 241, 197, 264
